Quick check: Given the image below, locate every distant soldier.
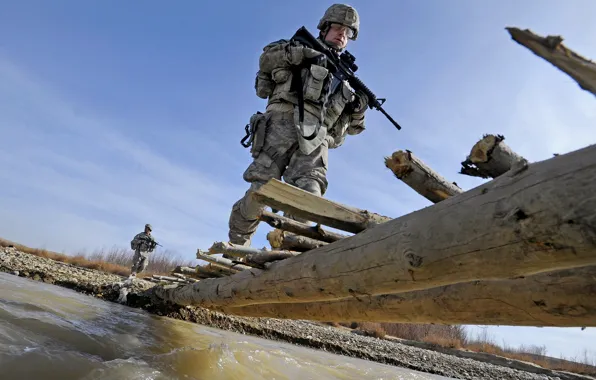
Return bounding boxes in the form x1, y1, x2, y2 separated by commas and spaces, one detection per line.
129, 223, 159, 277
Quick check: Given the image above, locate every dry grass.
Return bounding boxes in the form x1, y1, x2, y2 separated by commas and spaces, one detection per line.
344, 322, 595, 376
0, 237, 193, 278
355, 322, 387, 339
465, 329, 596, 376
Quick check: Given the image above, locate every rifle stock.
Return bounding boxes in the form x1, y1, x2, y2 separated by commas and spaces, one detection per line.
291, 26, 402, 131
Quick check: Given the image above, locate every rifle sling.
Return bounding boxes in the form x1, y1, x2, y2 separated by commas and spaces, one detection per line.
290, 65, 305, 126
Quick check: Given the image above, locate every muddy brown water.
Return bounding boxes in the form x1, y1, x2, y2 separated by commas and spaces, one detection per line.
0, 273, 453, 379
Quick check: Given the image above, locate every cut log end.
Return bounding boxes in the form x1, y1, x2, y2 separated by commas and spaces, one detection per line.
384, 150, 413, 179
267, 229, 285, 249
267, 229, 327, 252
469, 134, 501, 164
506, 27, 567, 55
461, 134, 525, 179
505, 27, 596, 97
385, 149, 463, 203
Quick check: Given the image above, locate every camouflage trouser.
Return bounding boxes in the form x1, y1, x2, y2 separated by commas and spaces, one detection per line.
130, 249, 149, 274
228, 109, 329, 246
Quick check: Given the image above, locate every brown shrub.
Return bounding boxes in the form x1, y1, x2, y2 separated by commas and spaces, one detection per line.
423, 335, 463, 349
357, 322, 386, 339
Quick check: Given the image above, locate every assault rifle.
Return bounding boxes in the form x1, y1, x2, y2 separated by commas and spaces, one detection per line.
142, 236, 162, 250
291, 26, 402, 131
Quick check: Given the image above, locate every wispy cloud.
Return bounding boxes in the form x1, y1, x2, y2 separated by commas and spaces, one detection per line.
0, 57, 246, 257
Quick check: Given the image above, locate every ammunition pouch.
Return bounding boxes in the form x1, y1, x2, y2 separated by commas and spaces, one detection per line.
248, 112, 270, 158
271, 68, 293, 97
303, 64, 329, 102
254, 70, 275, 99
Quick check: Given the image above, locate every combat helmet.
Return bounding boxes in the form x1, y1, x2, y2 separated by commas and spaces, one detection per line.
317, 4, 360, 40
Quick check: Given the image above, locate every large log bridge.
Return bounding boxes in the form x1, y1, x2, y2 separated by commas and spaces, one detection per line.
154, 27, 596, 327
220, 265, 596, 327
155, 143, 596, 314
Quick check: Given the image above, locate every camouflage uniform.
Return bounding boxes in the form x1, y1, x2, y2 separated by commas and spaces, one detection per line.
130, 224, 157, 275
228, 4, 368, 246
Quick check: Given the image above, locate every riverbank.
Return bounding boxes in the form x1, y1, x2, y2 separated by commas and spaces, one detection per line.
0, 245, 592, 380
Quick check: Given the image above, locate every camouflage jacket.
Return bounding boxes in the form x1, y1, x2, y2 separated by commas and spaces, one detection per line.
131, 232, 157, 253
254, 38, 366, 150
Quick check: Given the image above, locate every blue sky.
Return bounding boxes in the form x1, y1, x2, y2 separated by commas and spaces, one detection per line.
1, 0, 595, 360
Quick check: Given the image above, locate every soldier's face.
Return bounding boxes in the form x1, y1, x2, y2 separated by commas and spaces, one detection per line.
325, 23, 352, 49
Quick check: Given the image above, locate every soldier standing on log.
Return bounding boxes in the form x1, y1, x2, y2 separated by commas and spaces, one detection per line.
129, 223, 159, 277
228, 4, 370, 247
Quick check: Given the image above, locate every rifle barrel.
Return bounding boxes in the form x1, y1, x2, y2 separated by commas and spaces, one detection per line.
378, 106, 402, 130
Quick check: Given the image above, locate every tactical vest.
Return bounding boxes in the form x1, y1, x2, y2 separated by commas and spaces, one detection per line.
254, 41, 355, 153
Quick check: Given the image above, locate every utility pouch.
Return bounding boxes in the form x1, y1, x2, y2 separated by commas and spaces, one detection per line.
249, 112, 269, 158
254, 70, 275, 99
303, 64, 329, 102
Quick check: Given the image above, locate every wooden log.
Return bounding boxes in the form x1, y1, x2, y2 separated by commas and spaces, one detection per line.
220, 266, 596, 326
208, 241, 300, 267
460, 134, 526, 179
253, 178, 392, 233
173, 265, 213, 279
197, 250, 252, 272
154, 143, 596, 308
259, 210, 349, 242
267, 229, 328, 252
173, 266, 196, 275
152, 275, 186, 283
194, 264, 225, 278
206, 263, 238, 276
385, 150, 463, 203
507, 27, 596, 97
195, 262, 236, 277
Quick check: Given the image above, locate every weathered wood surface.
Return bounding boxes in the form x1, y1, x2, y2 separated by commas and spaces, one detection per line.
267, 229, 328, 252
208, 241, 300, 267
154, 143, 596, 308
460, 134, 526, 179
259, 210, 349, 242
385, 150, 463, 202
173, 265, 212, 279
196, 251, 252, 272
173, 266, 196, 275
195, 264, 226, 278
153, 275, 185, 282
253, 178, 392, 233
507, 27, 596, 97
220, 266, 596, 326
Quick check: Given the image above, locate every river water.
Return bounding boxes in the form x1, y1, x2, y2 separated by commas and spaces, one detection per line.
0, 273, 452, 380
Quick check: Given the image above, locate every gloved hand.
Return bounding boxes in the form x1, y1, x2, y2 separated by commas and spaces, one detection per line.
351, 90, 369, 114
325, 135, 337, 148
302, 47, 326, 66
